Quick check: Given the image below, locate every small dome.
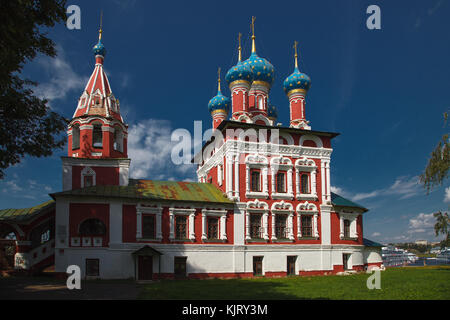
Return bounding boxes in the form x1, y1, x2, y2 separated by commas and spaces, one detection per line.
225, 60, 253, 85
93, 40, 106, 57
244, 52, 275, 86
208, 91, 231, 114
267, 104, 278, 120
283, 67, 311, 94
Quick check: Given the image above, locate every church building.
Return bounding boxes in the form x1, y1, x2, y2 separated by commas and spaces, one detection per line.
0, 19, 383, 279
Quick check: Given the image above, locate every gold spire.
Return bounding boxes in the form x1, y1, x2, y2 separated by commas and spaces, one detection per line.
251, 16, 256, 53
217, 67, 221, 92
294, 40, 298, 69
98, 10, 103, 41
238, 33, 242, 62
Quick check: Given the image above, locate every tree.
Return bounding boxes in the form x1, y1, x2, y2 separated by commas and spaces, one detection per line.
420, 112, 449, 192
433, 211, 449, 248
0, 0, 68, 179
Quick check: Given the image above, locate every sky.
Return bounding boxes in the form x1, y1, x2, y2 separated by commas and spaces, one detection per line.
0, 0, 449, 244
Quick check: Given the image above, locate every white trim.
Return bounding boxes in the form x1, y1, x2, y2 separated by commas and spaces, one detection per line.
169, 208, 196, 241
81, 167, 96, 187
201, 209, 228, 241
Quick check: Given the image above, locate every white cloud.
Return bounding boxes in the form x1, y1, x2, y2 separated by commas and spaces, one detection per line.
387, 176, 421, 199
332, 176, 422, 203
444, 187, 450, 203
371, 232, 381, 237
408, 213, 435, 234
127, 119, 196, 180
33, 45, 87, 104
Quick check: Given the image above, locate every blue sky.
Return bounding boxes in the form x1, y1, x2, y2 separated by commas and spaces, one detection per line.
0, 0, 449, 244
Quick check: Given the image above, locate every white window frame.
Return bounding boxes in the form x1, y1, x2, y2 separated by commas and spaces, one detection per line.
339, 212, 359, 240
271, 156, 293, 200
81, 167, 96, 188
245, 200, 269, 240
169, 208, 196, 241
296, 201, 319, 239
201, 209, 227, 241
271, 201, 294, 241
136, 205, 163, 240
295, 157, 318, 201
245, 154, 269, 198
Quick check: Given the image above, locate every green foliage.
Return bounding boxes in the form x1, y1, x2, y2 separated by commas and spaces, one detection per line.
420, 112, 449, 192
138, 266, 450, 300
434, 211, 450, 242
0, 0, 68, 179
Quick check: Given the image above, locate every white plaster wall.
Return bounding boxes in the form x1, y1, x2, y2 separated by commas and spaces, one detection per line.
55, 198, 70, 273
364, 248, 383, 263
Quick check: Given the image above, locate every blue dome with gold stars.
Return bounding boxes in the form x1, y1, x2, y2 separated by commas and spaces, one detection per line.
267, 104, 278, 120
208, 90, 231, 114
225, 60, 253, 85
283, 67, 311, 94
244, 52, 275, 86
93, 40, 106, 57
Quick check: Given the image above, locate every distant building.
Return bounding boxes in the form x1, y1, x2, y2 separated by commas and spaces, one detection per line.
415, 240, 428, 246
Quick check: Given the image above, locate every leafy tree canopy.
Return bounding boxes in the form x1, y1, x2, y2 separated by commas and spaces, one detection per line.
0, 0, 68, 179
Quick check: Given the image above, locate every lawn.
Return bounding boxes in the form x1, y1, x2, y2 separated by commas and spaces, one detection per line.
139, 266, 450, 300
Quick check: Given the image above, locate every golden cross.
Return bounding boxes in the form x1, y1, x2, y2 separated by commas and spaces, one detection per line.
294, 41, 299, 69
251, 16, 256, 52
217, 67, 221, 91
238, 33, 242, 61
99, 10, 103, 40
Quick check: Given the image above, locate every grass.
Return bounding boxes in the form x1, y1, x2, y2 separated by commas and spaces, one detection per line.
139, 266, 450, 300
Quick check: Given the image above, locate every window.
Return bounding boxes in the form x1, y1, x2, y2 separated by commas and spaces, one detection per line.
253, 256, 263, 276
301, 215, 312, 237
276, 172, 286, 193
40, 229, 50, 244
92, 123, 103, 148
207, 217, 219, 240
343, 219, 350, 238
275, 215, 288, 239
300, 174, 309, 194
79, 219, 106, 236
258, 97, 264, 110
113, 127, 123, 152
142, 215, 155, 239
84, 175, 93, 187
250, 214, 263, 239
251, 170, 261, 192
174, 257, 187, 278
175, 215, 188, 240
72, 125, 80, 150
86, 259, 99, 276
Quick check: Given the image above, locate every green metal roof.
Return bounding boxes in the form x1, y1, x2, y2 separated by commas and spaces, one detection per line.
331, 192, 368, 212
363, 238, 384, 247
51, 180, 233, 205
0, 200, 55, 222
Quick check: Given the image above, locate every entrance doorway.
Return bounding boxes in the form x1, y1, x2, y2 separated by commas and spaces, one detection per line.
287, 256, 297, 275
253, 256, 263, 276
138, 256, 153, 280
343, 253, 351, 271
174, 257, 187, 278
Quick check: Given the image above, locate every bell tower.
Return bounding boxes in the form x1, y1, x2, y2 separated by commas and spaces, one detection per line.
62, 20, 130, 191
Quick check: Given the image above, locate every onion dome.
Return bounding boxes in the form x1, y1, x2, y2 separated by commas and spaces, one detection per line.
267, 104, 278, 120
93, 39, 106, 57
208, 68, 231, 114
93, 24, 106, 57
225, 33, 253, 84
283, 41, 311, 94
243, 17, 275, 86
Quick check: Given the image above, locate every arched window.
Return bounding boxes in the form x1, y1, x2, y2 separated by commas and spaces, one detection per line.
79, 219, 106, 236
113, 126, 123, 152
92, 123, 103, 148
72, 125, 80, 150
301, 174, 310, 194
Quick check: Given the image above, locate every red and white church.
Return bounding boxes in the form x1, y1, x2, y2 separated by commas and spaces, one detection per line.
0, 22, 383, 280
